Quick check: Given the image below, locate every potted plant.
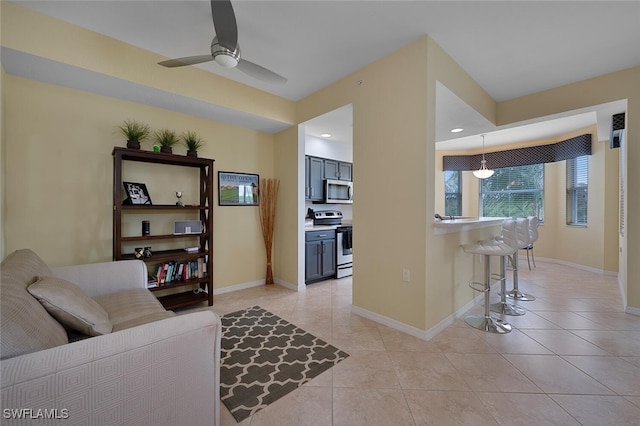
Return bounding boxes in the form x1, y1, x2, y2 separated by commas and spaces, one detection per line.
117, 119, 150, 149
154, 129, 179, 153
182, 131, 204, 157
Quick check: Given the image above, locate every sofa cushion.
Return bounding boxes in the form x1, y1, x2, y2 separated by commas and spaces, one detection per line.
94, 288, 175, 330
1, 249, 53, 289
111, 311, 177, 332
1, 251, 69, 360
28, 276, 113, 336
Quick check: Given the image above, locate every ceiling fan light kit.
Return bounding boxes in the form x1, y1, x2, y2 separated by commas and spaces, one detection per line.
212, 39, 240, 68
473, 134, 494, 179
158, 0, 286, 84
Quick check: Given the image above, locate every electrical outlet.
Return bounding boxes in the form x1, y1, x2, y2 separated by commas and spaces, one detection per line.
402, 269, 411, 282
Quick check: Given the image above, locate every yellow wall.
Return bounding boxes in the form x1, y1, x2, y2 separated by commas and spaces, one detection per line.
273, 125, 302, 288
299, 37, 431, 328
4, 75, 275, 292
1, 2, 295, 292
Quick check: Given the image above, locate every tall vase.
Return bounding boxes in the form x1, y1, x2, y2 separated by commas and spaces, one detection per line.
259, 178, 280, 285
265, 255, 274, 285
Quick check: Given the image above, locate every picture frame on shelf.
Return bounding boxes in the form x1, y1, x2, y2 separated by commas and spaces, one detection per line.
123, 181, 152, 205
218, 172, 259, 206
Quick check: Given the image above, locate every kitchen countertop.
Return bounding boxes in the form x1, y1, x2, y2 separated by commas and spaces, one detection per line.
433, 217, 507, 235
305, 220, 352, 232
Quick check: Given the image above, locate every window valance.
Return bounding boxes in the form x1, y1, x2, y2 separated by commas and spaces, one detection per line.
443, 133, 591, 172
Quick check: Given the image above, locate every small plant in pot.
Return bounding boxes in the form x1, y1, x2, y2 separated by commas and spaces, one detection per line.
154, 129, 179, 154
117, 119, 150, 149
182, 131, 204, 157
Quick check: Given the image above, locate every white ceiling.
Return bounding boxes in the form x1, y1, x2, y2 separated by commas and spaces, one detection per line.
8, 1, 640, 148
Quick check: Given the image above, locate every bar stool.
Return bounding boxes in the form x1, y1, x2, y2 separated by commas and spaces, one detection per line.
489, 221, 526, 317
521, 216, 540, 270
461, 219, 517, 334
505, 217, 536, 301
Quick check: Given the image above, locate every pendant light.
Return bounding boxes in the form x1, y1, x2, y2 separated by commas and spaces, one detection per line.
473, 134, 495, 179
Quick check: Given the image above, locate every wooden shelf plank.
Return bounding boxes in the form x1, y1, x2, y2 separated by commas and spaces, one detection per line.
158, 291, 209, 310
120, 204, 207, 210
148, 276, 208, 291
121, 233, 207, 242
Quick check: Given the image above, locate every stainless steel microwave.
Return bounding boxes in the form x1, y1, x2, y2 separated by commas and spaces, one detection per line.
324, 179, 353, 204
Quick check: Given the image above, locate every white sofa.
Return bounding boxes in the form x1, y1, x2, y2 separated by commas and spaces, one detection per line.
1, 249, 221, 426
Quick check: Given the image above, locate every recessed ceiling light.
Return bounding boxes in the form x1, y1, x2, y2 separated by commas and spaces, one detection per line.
320, 133, 332, 138
450, 128, 464, 133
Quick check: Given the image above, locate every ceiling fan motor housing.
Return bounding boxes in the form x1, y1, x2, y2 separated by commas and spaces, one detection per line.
211, 37, 240, 68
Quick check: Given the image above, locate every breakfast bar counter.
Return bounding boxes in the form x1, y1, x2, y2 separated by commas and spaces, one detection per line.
433, 217, 507, 235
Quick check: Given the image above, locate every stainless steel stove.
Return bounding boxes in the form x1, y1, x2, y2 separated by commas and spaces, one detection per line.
336, 225, 353, 278
312, 210, 343, 226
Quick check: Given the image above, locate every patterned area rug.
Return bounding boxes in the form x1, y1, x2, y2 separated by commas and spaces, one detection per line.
220, 306, 349, 422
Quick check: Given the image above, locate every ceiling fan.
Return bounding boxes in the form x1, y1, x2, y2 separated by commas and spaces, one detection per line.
158, 0, 287, 85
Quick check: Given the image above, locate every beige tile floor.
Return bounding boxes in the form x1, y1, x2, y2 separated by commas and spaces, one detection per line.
186, 260, 640, 425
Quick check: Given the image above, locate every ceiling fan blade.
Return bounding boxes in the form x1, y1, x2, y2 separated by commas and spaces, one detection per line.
211, 0, 238, 51
158, 55, 215, 68
236, 59, 287, 85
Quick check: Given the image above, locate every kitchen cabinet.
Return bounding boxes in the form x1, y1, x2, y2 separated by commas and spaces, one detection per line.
305, 155, 352, 201
305, 156, 324, 201
324, 159, 352, 181
338, 162, 352, 181
305, 230, 336, 284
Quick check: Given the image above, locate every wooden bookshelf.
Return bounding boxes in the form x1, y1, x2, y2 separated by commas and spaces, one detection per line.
112, 147, 214, 309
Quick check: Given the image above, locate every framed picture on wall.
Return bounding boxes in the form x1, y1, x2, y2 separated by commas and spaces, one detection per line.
218, 172, 259, 206
123, 181, 152, 205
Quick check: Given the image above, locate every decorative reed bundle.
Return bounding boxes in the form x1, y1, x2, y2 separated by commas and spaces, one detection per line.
258, 178, 280, 285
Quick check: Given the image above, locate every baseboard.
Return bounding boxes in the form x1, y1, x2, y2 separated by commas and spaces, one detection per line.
273, 278, 301, 291
213, 278, 300, 295
625, 306, 640, 316
535, 257, 618, 276
350, 305, 430, 340
618, 276, 628, 309
213, 279, 264, 295
350, 289, 485, 341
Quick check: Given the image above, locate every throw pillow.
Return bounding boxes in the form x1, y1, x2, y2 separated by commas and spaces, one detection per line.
27, 276, 112, 336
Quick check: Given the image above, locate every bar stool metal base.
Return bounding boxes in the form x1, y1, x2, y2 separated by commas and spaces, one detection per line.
463, 255, 512, 334
505, 290, 536, 301
464, 315, 512, 334
490, 301, 526, 316
491, 256, 527, 316
505, 250, 536, 301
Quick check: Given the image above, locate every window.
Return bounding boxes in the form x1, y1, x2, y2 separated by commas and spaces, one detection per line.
480, 164, 544, 220
444, 170, 461, 216
566, 156, 588, 226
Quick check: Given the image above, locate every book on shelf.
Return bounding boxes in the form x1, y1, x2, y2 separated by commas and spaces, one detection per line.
152, 258, 207, 286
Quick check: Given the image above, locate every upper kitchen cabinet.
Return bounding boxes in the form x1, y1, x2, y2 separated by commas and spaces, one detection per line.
306, 155, 353, 201
324, 159, 352, 181
305, 156, 324, 201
